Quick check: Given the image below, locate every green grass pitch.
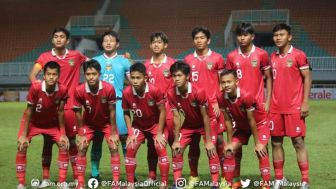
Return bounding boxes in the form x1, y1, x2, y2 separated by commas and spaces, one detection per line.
0, 101, 335, 188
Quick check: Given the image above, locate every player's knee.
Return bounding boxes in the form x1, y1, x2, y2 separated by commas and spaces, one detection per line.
108, 145, 119, 154
271, 137, 283, 148
292, 137, 305, 151
18, 145, 28, 153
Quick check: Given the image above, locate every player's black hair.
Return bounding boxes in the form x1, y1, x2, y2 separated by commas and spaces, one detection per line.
170, 61, 190, 75
191, 26, 211, 39
273, 23, 291, 35
130, 62, 147, 76
235, 23, 255, 35
150, 32, 169, 44
52, 27, 70, 39
220, 69, 238, 79
102, 30, 120, 43
43, 61, 60, 74
83, 59, 101, 73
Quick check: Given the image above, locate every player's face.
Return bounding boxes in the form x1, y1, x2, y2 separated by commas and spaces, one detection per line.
52, 32, 69, 49
220, 74, 238, 94
237, 33, 254, 47
193, 32, 210, 51
85, 67, 100, 87
273, 29, 292, 48
150, 37, 167, 54
172, 70, 189, 88
43, 68, 59, 86
130, 71, 147, 90
102, 35, 119, 53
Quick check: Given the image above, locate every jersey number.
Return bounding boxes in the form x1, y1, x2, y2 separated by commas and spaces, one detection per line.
103, 74, 115, 83
131, 109, 143, 117
236, 69, 243, 79
36, 104, 42, 112
191, 71, 199, 82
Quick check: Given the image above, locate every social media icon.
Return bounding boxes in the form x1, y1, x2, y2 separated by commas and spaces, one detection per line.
241, 179, 251, 188
31, 178, 40, 187
88, 178, 99, 189
175, 178, 186, 189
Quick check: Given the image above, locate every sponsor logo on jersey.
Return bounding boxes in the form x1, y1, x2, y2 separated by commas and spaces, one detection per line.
207, 62, 213, 70
287, 59, 293, 67
69, 59, 74, 66
105, 64, 112, 71
236, 62, 240, 67
251, 59, 258, 67
132, 103, 137, 109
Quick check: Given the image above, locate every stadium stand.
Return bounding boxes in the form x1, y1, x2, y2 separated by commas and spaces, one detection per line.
0, 0, 101, 62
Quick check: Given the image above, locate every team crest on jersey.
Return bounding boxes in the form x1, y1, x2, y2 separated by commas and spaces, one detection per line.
287, 59, 293, 67
68, 59, 75, 66
147, 99, 155, 106
251, 59, 258, 67
38, 98, 43, 103
192, 65, 196, 70
191, 100, 198, 107
132, 103, 137, 109
101, 96, 107, 103
105, 64, 112, 71
207, 62, 213, 70
163, 69, 169, 77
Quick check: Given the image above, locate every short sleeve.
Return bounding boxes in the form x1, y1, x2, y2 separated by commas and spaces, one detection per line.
122, 93, 130, 110
107, 85, 117, 104
297, 52, 310, 70
73, 89, 82, 109
216, 92, 225, 111
60, 88, 69, 102
225, 54, 235, 70
260, 51, 270, 70
197, 89, 208, 107
35, 54, 47, 68
244, 94, 257, 112
124, 59, 132, 74
153, 87, 166, 105
167, 92, 177, 110
79, 52, 89, 65
216, 55, 225, 71
27, 85, 37, 105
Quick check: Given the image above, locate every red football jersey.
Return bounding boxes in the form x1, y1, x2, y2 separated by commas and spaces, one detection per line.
73, 81, 116, 128
226, 45, 270, 104
270, 46, 310, 114
184, 49, 225, 103
217, 88, 265, 131
144, 55, 175, 95
26, 81, 68, 127
167, 82, 209, 129
122, 83, 165, 130
36, 49, 88, 109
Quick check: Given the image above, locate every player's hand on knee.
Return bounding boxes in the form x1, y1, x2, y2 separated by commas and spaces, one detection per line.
155, 133, 167, 149
205, 141, 216, 158
213, 103, 220, 118
126, 135, 137, 149
224, 143, 234, 157
59, 135, 69, 150
77, 135, 88, 151
108, 134, 120, 149
17, 136, 29, 152
255, 143, 267, 158
172, 141, 181, 156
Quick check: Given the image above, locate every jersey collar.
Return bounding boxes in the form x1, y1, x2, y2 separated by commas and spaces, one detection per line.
41, 80, 59, 96
51, 48, 69, 60
238, 45, 255, 58
103, 52, 118, 59
224, 87, 241, 103
85, 81, 103, 95
193, 49, 212, 60
132, 82, 149, 98
276, 45, 293, 58
150, 54, 167, 67
176, 82, 192, 98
